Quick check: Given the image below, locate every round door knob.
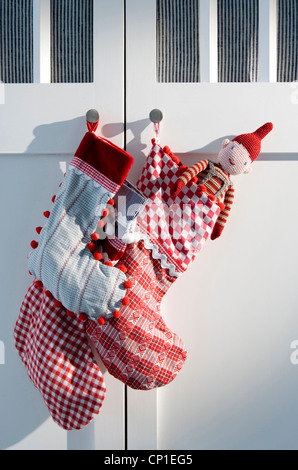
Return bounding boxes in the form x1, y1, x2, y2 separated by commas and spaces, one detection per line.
86, 109, 99, 123
149, 109, 163, 123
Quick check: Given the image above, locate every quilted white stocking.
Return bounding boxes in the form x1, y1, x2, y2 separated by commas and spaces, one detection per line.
14, 130, 134, 429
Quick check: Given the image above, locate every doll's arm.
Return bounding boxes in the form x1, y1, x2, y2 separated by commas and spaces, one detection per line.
172, 160, 209, 198
211, 186, 235, 240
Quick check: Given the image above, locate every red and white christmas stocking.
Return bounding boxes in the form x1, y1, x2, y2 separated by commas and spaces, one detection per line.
85, 137, 221, 390
14, 129, 134, 429
14, 281, 106, 430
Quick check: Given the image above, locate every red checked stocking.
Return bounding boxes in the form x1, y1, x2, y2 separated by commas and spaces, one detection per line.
14, 281, 106, 430
86, 240, 186, 390
85, 140, 221, 390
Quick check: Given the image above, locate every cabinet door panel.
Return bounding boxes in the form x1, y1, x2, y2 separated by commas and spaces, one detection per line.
126, 0, 298, 450
1, 0, 126, 450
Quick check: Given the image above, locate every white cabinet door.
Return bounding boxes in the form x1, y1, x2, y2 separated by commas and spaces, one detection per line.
125, 0, 298, 450
0, 0, 126, 450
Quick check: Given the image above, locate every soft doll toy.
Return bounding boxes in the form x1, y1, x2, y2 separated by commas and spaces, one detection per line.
171, 122, 274, 240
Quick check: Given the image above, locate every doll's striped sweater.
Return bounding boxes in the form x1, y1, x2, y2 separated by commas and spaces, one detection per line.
185, 160, 235, 237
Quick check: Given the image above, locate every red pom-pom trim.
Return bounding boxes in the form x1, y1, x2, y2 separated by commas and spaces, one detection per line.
180, 165, 188, 172
192, 176, 198, 184
163, 146, 171, 155
97, 317, 106, 326
108, 198, 115, 207
118, 265, 127, 274
43, 211, 50, 219
88, 242, 96, 253
113, 311, 121, 319
93, 251, 102, 261
198, 184, 207, 193
45, 290, 52, 298
35, 280, 43, 288
66, 310, 75, 318
172, 155, 180, 165
102, 208, 109, 218
209, 194, 216, 202
91, 233, 100, 242
122, 297, 130, 306
52, 195, 56, 203
98, 219, 105, 229
36, 226, 42, 234
78, 313, 88, 322
218, 202, 226, 211
54, 300, 62, 308
105, 261, 113, 267
31, 240, 39, 249
123, 280, 133, 289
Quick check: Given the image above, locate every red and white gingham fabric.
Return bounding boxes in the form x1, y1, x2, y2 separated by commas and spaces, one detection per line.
136, 143, 220, 276
86, 240, 187, 390
14, 281, 106, 430
70, 156, 121, 193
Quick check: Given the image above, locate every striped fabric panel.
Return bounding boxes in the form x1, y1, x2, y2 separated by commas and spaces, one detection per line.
51, 0, 93, 83
0, 0, 33, 83
156, 0, 200, 82
198, 173, 222, 195
218, 0, 259, 82
216, 186, 235, 227
277, 0, 298, 82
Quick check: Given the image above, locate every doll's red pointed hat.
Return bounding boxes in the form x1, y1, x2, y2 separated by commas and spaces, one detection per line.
233, 122, 273, 162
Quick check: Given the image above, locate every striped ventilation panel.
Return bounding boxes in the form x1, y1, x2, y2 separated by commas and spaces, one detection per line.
0, 0, 33, 83
51, 0, 93, 83
156, 0, 200, 83
218, 0, 259, 82
277, 0, 298, 82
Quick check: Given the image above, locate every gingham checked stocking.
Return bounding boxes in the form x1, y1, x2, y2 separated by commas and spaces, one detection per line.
85, 141, 221, 390
14, 281, 106, 430
14, 130, 134, 429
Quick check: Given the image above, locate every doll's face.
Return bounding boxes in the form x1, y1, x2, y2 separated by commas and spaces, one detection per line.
218, 140, 252, 175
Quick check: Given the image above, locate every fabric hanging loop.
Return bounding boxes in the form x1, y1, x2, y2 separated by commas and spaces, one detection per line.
149, 109, 163, 145
87, 120, 99, 133
153, 122, 160, 144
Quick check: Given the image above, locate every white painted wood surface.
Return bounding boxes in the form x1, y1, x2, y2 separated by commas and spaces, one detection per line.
1, 0, 298, 451
0, 0, 126, 451
125, 0, 298, 450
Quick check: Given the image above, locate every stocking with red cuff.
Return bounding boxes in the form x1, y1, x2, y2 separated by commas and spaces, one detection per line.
14, 129, 134, 429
